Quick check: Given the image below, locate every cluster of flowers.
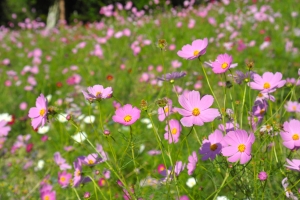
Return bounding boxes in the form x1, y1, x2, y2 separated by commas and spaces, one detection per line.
26, 36, 300, 199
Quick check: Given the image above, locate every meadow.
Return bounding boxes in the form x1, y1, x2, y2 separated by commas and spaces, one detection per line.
1, 0, 300, 199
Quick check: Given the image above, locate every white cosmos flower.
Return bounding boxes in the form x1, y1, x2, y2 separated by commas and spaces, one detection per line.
83, 115, 95, 124
37, 126, 50, 134
35, 160, 45, 171
57, 113, 68, 123
46, 94, 52, 102
147, 124, 153, 129
216, 196, 229, 200
139, 144, 145, 153
186, 177, 196, 188
0, 113, 12, 122
78, 114, 85, 120
72, 132, 87, 143
140, 118, 151, 124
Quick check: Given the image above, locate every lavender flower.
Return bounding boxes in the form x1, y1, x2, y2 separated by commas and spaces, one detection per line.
157, 71, 187, 82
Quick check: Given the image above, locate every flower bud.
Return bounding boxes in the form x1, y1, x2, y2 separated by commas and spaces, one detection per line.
104, 130, 110, 135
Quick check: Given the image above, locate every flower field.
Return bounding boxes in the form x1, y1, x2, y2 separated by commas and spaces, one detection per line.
1, 0, 300, 199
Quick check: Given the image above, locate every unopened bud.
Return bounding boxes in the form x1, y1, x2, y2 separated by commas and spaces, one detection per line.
104, 130, 110, 135
156, 98, 168, 108
83, 192, 90, 199
157, 39, 167, 50
140, 99, 148, 111
66, 114, 71, 121
246, 61, 254, 70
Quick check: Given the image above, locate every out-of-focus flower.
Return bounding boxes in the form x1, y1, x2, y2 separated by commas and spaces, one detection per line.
258, 171, 268, 181
28, 94, 48, 130
186, 177, 196, 188
157, 72, 186, 82
280, 119, 300, 150
177, 38, 208, 60
187, 151, 198, 175
164, 119, 182, 144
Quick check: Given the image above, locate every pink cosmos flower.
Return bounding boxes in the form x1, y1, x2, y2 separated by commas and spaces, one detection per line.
282, 177, 298, 199
285, 159, 300, 172
157, 98, 173, 121
210, 54, 236, 74
83, 153, 101, 166
222, 130, 255, 164
40, 190, 56, 200
280, 119, 300, 150
175, 90, 220, 127
83, 85, 113, 100
54, 152, 72, 170
164, 119, 182, 144
58, 171, 72, 188
199, 129, 224, 160
147, 150, 161, 155
112, 104, 141, 126
187, 151, 198, 175
96, 143, 108, 161
28, 94, 48, 130
73, 157, 91, 187
0, 120, 11, 137
248, 72, 286, 93
174, 161, 186, 176
177, 38, 208, 60
285, 101, 300, 112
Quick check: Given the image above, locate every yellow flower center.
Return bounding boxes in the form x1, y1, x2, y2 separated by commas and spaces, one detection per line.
124, 115, 132, 122
221, 62, 228, 69
96, 92, 101, 97
193, 50, 199, 56
238, 144, 246, 152
44, 195, 50, 200
88, 159, 95, 164
40, 109, 46, 116
192, 108, 200, 116
263, 82, 270, 89
260, 109, 265, 115
60, 176, 66, 183
292, 106, 297, 111
100, 179, 106, 185
258, 93, 263, 97
164, 107, 169, 113
210, 144, 218, 151
171, 128, 177, 135
76, 169, 81, 177
266, 125, 271, 130
292, 134, 299, 140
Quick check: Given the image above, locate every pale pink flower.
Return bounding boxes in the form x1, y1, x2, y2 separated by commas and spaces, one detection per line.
222, 130, 255, 164
280, 119, 300, 150
164, 119, 182, 144
175, 90, 220, 127
248, 72, 286, 93
112, 104, 141, 126
177, 38, 208, 60
187, 151, 198, 175
28, 94, 48, 130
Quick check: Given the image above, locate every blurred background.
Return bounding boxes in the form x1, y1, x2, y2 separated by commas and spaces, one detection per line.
0, 0, 212, 26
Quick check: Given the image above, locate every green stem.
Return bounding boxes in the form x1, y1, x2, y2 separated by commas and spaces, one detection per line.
73, 188, 81, 200
130, 126, 140, 191
212, 168, 229, 200
240, 84, 247, 129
